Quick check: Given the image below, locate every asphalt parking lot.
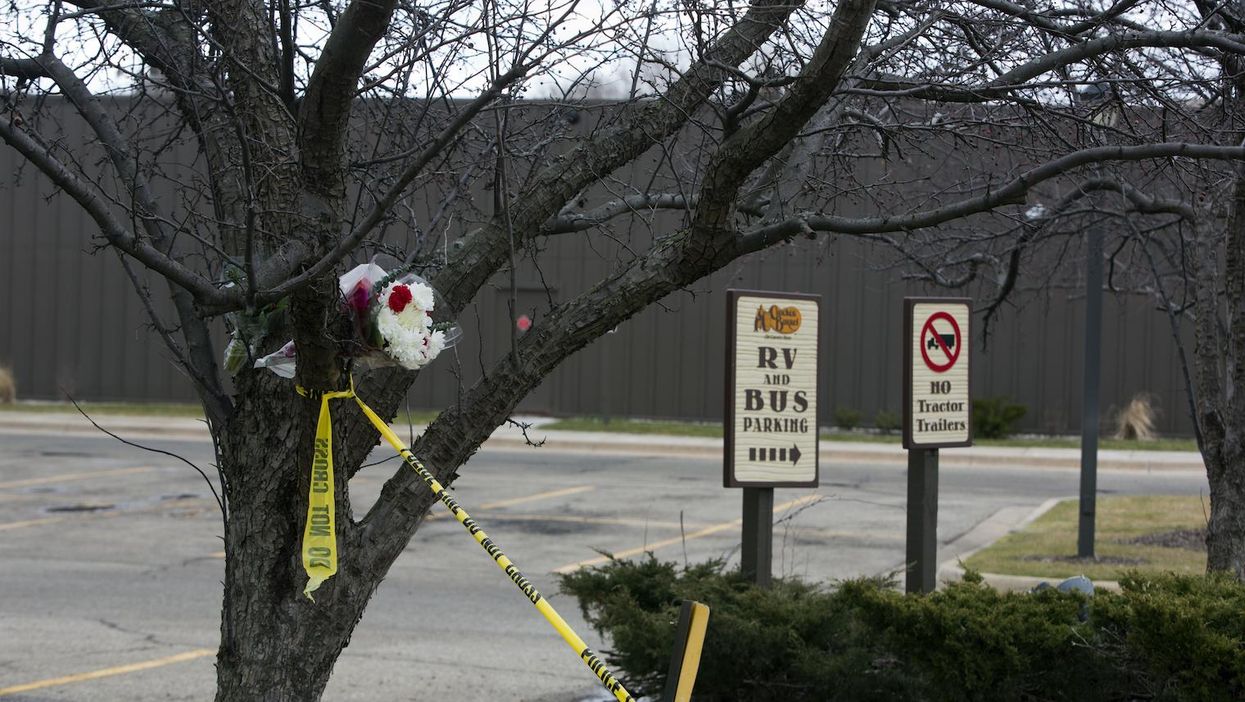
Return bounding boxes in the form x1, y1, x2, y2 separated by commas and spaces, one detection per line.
0, 428, 1210, 700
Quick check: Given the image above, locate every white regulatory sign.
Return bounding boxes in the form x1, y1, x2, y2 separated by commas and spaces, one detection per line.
904, 298, 973, 449
725, 290, 820, 487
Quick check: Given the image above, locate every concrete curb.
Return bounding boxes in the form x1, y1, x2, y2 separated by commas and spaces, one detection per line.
0, 411, 1206, 471
0, 412, 213, 439
952, 571, 1122, 593
936, 498, 1122, 593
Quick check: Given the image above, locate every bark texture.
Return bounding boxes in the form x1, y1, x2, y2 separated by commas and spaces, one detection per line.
214, 369, 413, 701
1198, 160, 1245, 578
1206, 444, 1245, 579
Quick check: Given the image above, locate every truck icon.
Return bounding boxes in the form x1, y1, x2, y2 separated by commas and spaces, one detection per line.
927, 333, 956, 350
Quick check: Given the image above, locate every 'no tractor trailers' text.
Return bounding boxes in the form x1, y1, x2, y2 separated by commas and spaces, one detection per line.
916, 400, 965, 412
914, 418, 968, 432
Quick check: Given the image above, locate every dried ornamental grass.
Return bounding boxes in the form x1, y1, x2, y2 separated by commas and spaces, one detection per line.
1114, 394, 1157, 441
0, 366, 14, 404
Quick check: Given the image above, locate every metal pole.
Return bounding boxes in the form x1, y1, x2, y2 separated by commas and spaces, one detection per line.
741, 487, 773, 587
905, 448, 939, 594
1079, 228, 1103, 559
600, 338, 610, 426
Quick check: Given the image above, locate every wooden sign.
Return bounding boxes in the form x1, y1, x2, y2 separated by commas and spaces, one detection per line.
904, 298, 973, 448
725, 290, 820, 487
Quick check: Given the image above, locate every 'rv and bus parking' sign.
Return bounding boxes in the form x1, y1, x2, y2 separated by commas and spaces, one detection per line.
725, 290, 820, 487
904, 298, 973, 448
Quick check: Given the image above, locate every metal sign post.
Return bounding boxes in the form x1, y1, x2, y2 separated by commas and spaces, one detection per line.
903, 298, 973, 594
725, 290, 821, 587
906, 447, 939, 594
1078, 227, 1103, 559
740, 487, 774, 587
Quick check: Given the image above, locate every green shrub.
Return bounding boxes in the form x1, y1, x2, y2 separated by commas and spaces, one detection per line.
972, 397, 1027, 439
560, 558, 1245, 701
834, 407, 861, 430
561, 558, 921, 700
874, 410, 901, 433
1092, 573, 1245, 700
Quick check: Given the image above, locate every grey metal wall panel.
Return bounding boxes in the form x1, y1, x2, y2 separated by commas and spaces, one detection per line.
0, 105, 1200, 437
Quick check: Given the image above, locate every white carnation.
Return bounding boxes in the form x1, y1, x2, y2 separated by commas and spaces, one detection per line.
376, 281, 445, 370
410, 283, 435, 311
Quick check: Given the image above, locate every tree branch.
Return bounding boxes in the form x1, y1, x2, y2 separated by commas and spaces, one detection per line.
299, 0, 399, 196
740, 142, 1245, 249
543, 193, 694, 233
692, 0, 878, 233
351, 0, 884, 580
430, 0, 808, 314
751, 5, 940, 221
967, 0, 1147, 38
356, 222, 735, 576
1054, 178, 1197, 219
0, 57, 47, 79
0, 116, 229, 305
64, 0, 256, 261
28, 53, 234, 409
115, 253, 232, 423
849, 30, 1245, 102
246, 64, 531, 306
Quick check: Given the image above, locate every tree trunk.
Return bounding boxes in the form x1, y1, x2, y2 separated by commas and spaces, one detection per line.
1193, 116, 1245, 579
212, 372, 375, 701
1205, 433, 1245, 578
214, 582, 344, 701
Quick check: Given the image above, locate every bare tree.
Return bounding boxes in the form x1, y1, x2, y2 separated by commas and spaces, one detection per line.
817, 0, 1245, 579
7, 0, 1245, 698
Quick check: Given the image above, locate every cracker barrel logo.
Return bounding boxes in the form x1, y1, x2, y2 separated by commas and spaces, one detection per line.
754, 305, 802, 334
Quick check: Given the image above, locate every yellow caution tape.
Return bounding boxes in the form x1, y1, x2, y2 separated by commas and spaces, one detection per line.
352, 397, 637, 702
295, 382, 355, 600
292, 376, 637, 700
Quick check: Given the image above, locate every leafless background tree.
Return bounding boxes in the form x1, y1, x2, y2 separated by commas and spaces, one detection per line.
6, 0, 1245, 698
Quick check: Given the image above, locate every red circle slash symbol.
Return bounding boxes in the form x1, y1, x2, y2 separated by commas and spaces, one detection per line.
919, 312, 961, 373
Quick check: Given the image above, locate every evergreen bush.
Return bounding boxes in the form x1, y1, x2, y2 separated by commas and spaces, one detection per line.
972, 397, 1027, 439
560, 558, 1245, 701
874, 410, 901, 434
834, 407, 862, 430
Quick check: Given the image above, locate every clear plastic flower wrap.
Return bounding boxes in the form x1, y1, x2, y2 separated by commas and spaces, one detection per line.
253, 340, 297, 378
249, 262, 460, 377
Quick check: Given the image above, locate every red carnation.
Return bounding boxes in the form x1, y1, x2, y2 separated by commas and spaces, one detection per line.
387, 284, 413, 313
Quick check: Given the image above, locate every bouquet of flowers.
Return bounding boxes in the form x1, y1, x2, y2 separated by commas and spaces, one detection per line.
245, 262, 459, 378
340, 263, 459, 370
